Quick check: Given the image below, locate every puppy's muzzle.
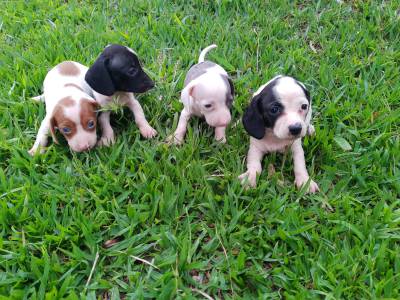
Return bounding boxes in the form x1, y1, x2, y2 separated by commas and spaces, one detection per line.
288, 123, 302, 136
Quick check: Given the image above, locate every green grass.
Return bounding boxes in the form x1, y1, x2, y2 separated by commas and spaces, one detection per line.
1, 0, 399, 299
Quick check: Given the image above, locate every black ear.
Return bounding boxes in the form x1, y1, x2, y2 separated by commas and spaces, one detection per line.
85, 57, 115, 96
226, 77, 235, 107
296, 80, 310, 102
227, 77, 235, 99
242, 95, 265, 139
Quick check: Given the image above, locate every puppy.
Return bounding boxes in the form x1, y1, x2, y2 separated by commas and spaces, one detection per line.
85, 44, 157, 146
238, 76, 319, 193
169, 44, 234, 144
29, 61, 100, 154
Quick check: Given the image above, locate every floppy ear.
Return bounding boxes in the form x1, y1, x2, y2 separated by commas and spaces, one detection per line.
180, 83, 195, 107
49, 116, 59, 144
85, 57, 115, 96
242, 95, 265, 139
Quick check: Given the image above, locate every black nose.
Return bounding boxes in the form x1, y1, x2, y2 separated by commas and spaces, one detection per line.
289, 123, 302, 136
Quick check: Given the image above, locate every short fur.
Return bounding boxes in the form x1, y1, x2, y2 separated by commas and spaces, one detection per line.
85, 44, 157, 146
169, 44, 234, 144
239, 76, 319, 193
29, 61, 100, 154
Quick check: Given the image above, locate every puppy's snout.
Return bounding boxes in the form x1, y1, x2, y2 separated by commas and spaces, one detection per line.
289, 123, 302, 136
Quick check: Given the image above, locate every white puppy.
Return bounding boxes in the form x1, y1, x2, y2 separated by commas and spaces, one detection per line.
29, 61, 100, 154
170, 44, 234, 144
238, 76, 319, 193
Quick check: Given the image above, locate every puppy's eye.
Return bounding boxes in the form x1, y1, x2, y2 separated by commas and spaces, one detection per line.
127, 66, 138, 76
270, 106, 281, 115
204, 104, 212, 109
87, 120, 95, 129
301, 104, 308, 110
62, 127, 71, 135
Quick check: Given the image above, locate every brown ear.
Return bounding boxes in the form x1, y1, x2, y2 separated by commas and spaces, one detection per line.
49, 116, 59, 144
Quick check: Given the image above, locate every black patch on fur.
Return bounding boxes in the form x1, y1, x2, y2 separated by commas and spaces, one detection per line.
242, 78, 283, 139
85, 44, 154, 96
219, 74, 234, 108
295, 79, 310, 103
184, 61, 216, 87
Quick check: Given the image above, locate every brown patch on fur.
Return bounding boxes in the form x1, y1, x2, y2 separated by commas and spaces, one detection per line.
57, 61, 80, 76
64, 83, 84, 91
80, 98, 99, 132
50, 98, 77, 142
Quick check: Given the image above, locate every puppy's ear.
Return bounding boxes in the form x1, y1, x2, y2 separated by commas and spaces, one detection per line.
226, 77, 234, 107
49, 116, 59, 144
85, 57, 115, 96
181, 83, 195, 107
242, 95, 265, 139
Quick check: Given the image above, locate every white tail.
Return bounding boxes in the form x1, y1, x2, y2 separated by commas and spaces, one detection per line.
198, 44, 217, 63
31, 94, 44, 102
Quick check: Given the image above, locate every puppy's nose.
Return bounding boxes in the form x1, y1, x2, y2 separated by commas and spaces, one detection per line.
289, 123, 302, 136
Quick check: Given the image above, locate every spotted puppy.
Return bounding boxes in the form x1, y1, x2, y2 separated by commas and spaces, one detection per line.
29, 61, 100, 154
85, 44, 157, 146
238, 75, 319, 193
170, 44, 234, 144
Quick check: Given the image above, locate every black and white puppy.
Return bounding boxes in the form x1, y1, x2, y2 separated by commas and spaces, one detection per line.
85, 44, 157, 146
169, 44, 234, 144
238, 75, 318, 193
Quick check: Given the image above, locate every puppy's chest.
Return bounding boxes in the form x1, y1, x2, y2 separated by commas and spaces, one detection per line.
254, 133, 295, 153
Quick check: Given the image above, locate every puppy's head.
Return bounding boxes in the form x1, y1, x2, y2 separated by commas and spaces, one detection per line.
243, 76, 312, 140
85, 44, 154, 96
181, 73, 234, 128
50, 97, 99, 152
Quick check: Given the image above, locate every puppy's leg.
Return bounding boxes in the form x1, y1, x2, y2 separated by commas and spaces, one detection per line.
238, 142, 264, 187
168, 108, 191, 145
29, 116, 50, 155
215, 126, 227, 143
124, 93, 157, 139
97, 111, 115, 147
291, 139, 319, 193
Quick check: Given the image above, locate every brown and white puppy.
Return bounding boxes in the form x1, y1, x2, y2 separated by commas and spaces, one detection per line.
169, 44, 234, 144
238, 75, 319, 193
85, 44, 157, 146
29, 61, 100, 154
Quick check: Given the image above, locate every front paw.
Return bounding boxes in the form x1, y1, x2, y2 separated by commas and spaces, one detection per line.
28, 147, 37, 156
215, 135, 226, 143
97, 133, 115, 147
139, 125, 157, 139
295, 176, 319, 193
238, 171, 257, 188
28, 146, 46, 155
166, 133, 183, 145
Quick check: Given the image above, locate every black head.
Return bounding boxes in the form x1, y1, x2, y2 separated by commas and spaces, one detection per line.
85, 44, 155, 96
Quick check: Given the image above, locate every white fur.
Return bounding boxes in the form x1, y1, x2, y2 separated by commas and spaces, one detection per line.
239, 77, 319, 193
169, 45, 231, 144
29, 61, 98, 154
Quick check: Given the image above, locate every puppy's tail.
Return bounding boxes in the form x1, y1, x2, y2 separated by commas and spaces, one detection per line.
31, 94, 44, 102
198, 44, 217, 63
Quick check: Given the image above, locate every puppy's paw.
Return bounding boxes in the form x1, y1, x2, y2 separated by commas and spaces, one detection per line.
307, 124, 315, 136
215, 135, 226, 144
295, 176, 319, 193
166, 134, 183, 145
97, 133, 115, 147
238, 171, 257, 188
28, 146, 46, 156
139, 125, 157, 139
28, 147, 37, 156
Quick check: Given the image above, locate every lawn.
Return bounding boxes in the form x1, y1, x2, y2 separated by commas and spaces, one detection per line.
1, 0, 399, 299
